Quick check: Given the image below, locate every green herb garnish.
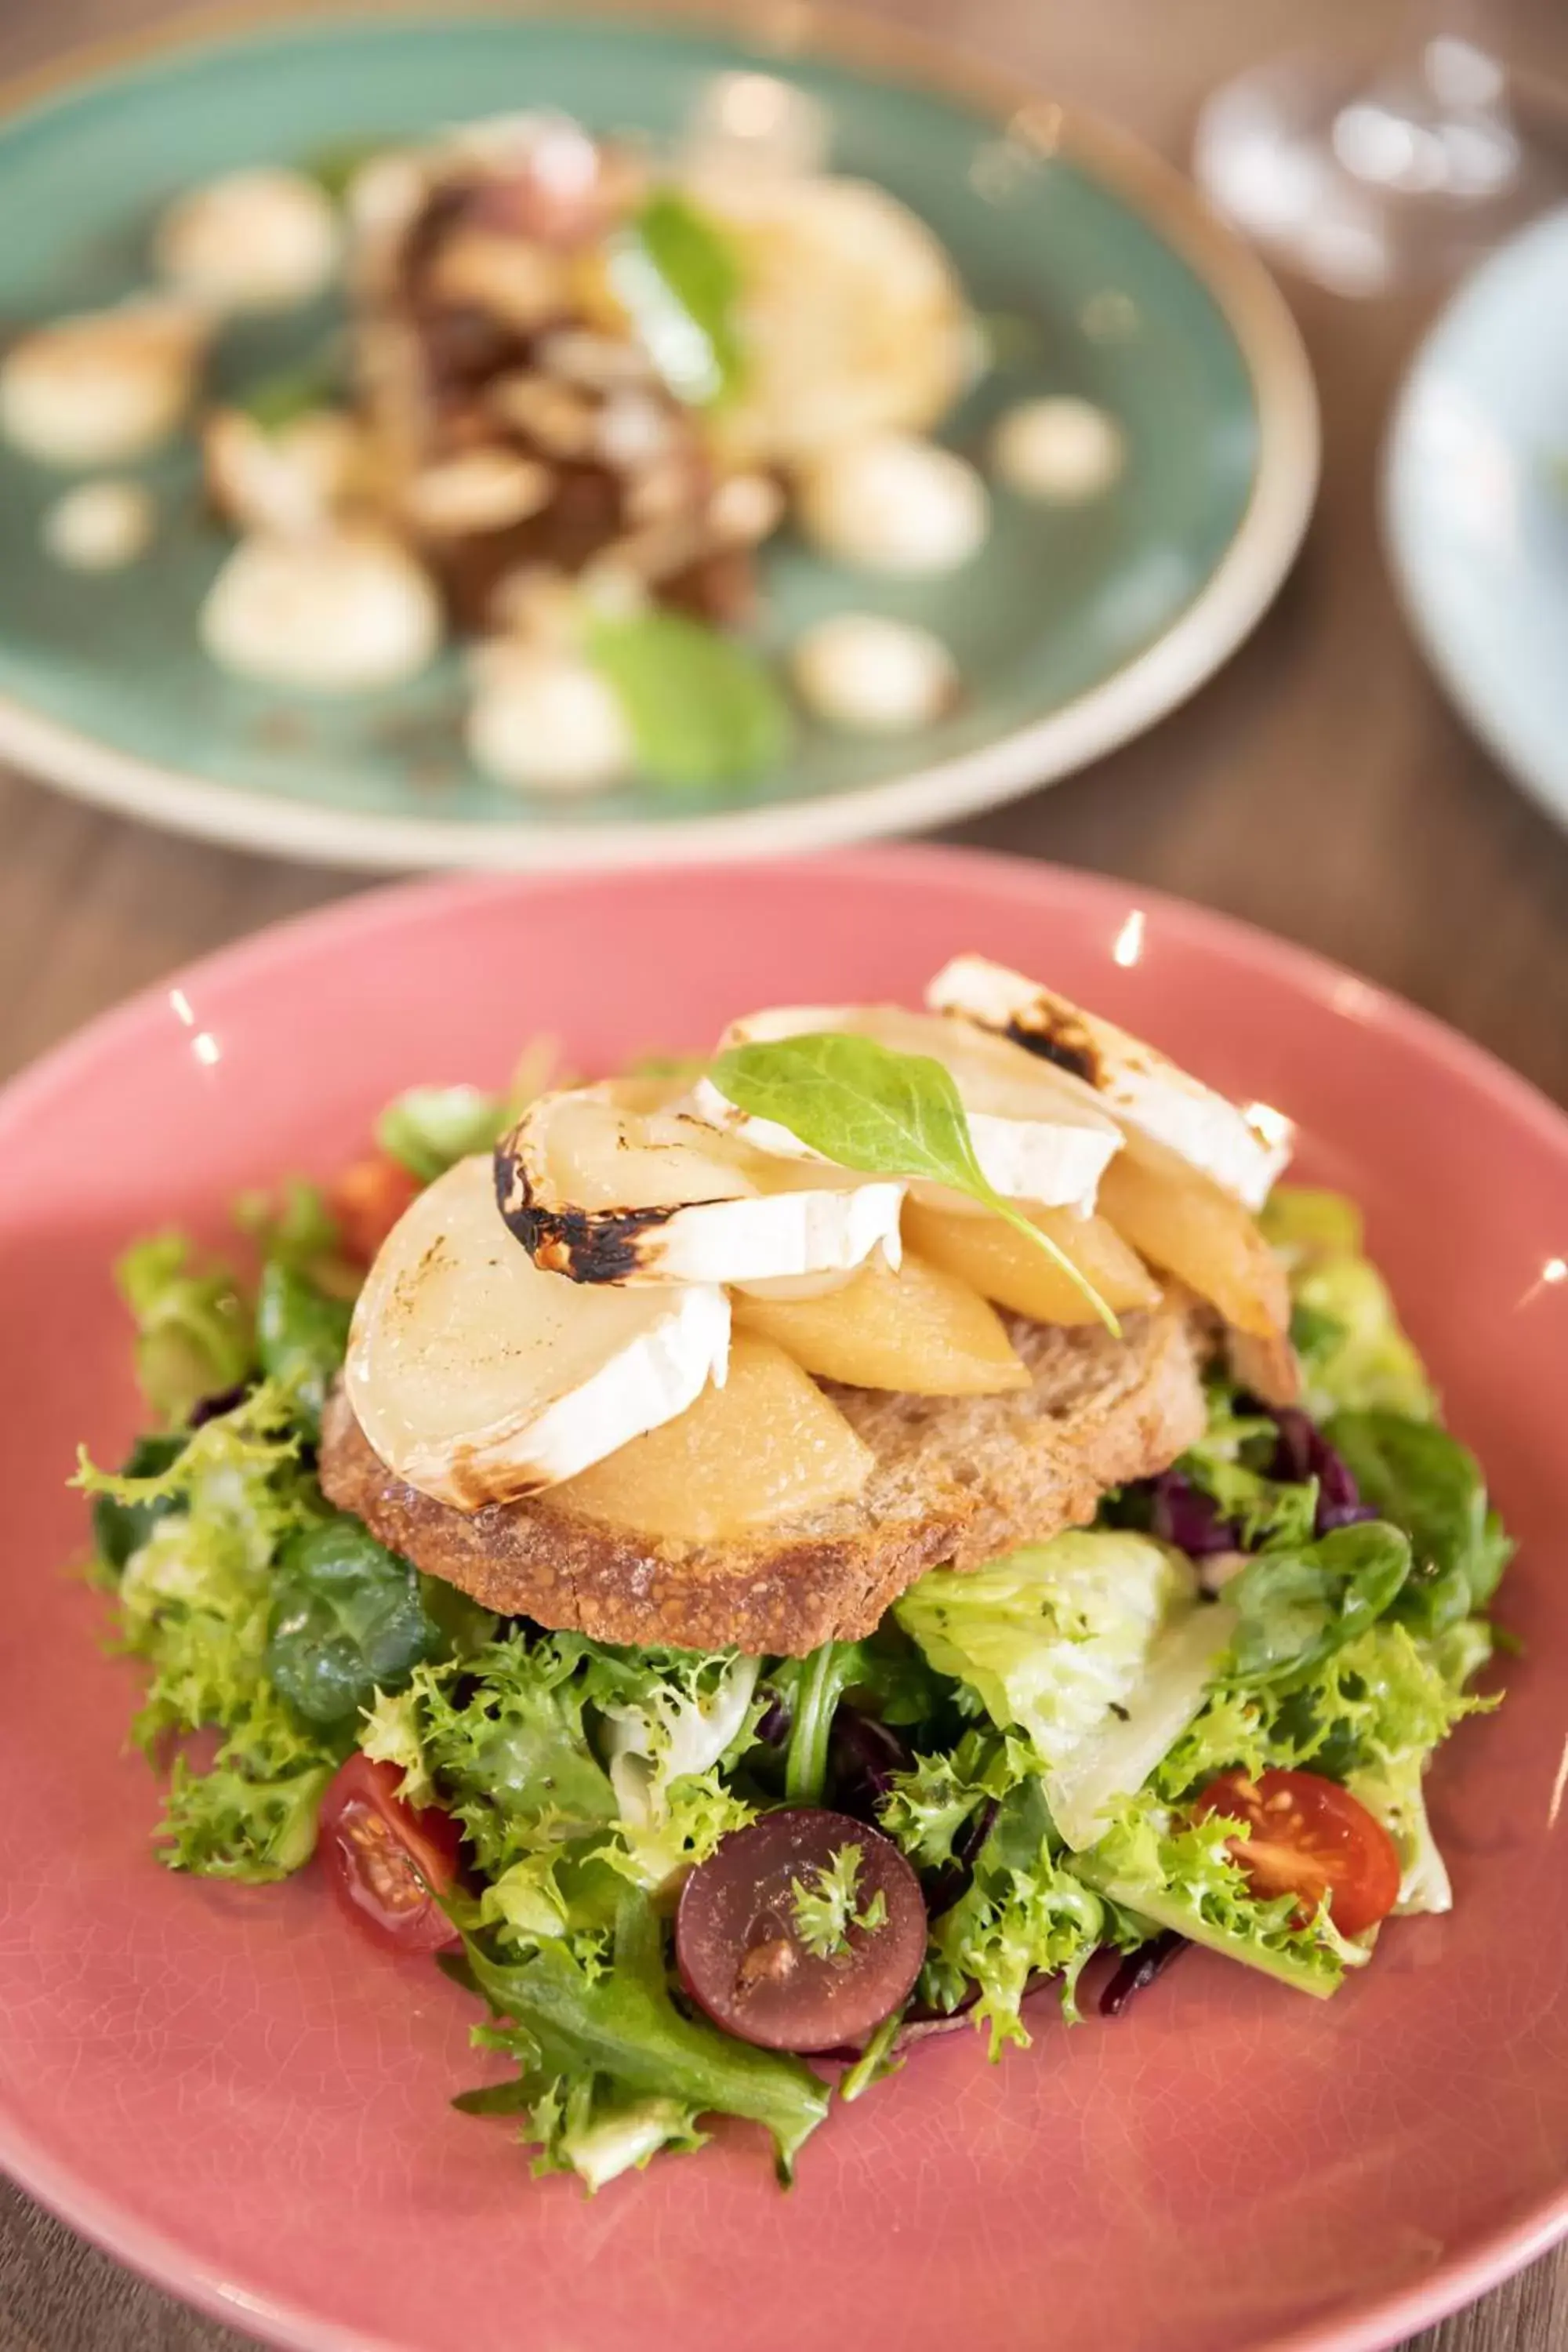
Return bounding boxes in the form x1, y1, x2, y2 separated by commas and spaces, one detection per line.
789, 1844, 887, 1961
302, 139, 386, 204
708, 1032, 1118, 1330
611, 188, 744, 407
587, 612, 789, 789
236, 360, 342, 433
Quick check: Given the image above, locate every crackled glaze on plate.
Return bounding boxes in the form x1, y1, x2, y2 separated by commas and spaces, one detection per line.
0, 3, 1316, 868
0, 847, 1564, 2352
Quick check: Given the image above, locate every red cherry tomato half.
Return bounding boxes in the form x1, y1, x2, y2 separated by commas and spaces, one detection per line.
318, 1755, 463, 1955
329, 1153, 422, 1266
1192, 1768, 1402, 1938
676, 1808, 927, 2053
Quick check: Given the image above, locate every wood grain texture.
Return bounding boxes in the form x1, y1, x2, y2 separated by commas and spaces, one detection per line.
0, 0, 1564, 2346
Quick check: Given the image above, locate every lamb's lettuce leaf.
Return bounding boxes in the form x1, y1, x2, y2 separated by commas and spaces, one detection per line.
263, 1514, 446, 1728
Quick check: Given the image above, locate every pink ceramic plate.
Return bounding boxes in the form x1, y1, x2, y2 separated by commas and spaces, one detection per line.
0, 846, 1564, 2352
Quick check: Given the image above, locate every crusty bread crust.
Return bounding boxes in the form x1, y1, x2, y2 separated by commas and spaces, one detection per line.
318, 1296, 1213, 1656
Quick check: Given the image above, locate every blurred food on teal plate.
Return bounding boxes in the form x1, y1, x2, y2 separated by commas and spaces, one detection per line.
2, 89, 1134, 797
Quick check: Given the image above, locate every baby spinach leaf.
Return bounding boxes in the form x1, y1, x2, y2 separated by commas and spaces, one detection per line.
1226, 1521, 1411, 1689
1325, 1410, 1512, 1631
708, 1031, 1117, 1330
263, 1515, 441, 1728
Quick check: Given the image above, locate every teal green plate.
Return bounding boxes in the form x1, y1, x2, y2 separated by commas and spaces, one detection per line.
0, 3, 1317, 869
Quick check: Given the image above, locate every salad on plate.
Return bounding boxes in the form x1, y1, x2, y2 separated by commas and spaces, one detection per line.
78, 954, 1509, 2191
3, 86, 1125, 797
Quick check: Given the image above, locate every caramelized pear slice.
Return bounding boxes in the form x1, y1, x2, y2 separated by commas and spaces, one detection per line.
1097, 1149, 1290, 1341
903, 1199, 1158, 1326
732, 1247, 1027, 1395
554, 1334, 873, 1541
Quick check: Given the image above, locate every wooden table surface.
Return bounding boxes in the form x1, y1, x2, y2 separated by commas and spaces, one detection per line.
1, 0, 1566, 2345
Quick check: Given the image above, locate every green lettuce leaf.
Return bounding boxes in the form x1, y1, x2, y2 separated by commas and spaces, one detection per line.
358, 1682, 438, 1809
159, 1754, 336, 1879
895, 1534, 1229, 1845
255, 1259, 352, 1438
1176, 1392, 1319, 1549
1163, 1616, 1493, 1787
789, 1842, 887, 1960
921, 1779, 1110, 2051
599, 1769, 754, 1894
1075, 1802, 1366, 1998
413, 1640, 621, 1877
1153, 1612, 1495, 1918
113, 1233, 254, 1425
1046, 1600, 1238, 1851
878, 1727, 1028, 1869
1262, 1186, 1433, 1419
763, 1629, 951, 1808
75, 1386, 342, 1879
233, 1179, 345, 1280
590, 1646, 761, 1817
455, 1883, 829, 2187
895, 1533, 1198, 1755
395, 1636, 760, 1896
91, 1431, 188, 1573
376, 1085, 508, 1184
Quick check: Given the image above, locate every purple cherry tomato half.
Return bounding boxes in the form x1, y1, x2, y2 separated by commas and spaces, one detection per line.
676, 1807, 927, 2053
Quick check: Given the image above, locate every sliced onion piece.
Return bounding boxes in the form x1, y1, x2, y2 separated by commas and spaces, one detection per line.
495, 1081, 905, 1286
927, 954, 1293, 1210
346, 1155, 730, 1508
691, 1003, 1120, 1213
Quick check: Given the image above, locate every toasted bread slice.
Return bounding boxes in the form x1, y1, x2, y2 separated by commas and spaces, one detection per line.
319, 1294, 1212, 1657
